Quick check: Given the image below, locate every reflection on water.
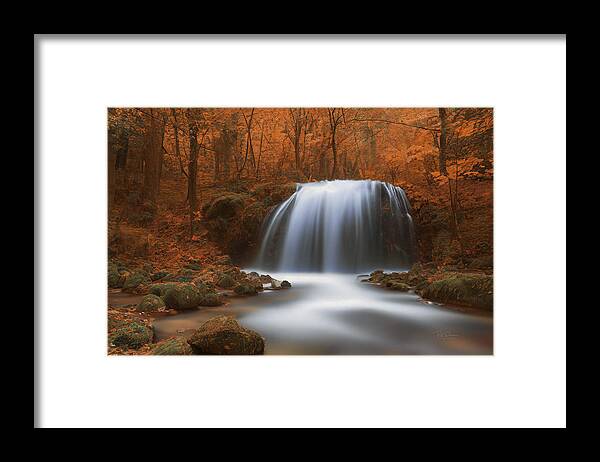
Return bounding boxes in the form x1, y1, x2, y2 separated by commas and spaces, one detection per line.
152, 272, 493, 355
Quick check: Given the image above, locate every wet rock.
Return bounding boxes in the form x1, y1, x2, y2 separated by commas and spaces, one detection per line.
187, 316, 265, 355
385, 281, 410, 292
122, 271, 151, 293
259, 274, 272, 284
198, 292, 223, 306
162, 284, 203, 310
149, 282, 179, 297
421, 273, 493, 310
281, 280, 292, 288
270, 279, 282, 289
217, 274, 236, 289
368, 270, 385, 283
234, 283, 258, 296
150, 337, 193, 355
136, 294, 166, 312
109, 322, 154, 349
192, 278, 211, 293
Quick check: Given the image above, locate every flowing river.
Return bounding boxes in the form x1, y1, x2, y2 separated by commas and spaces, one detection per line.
152, 272, 493, 354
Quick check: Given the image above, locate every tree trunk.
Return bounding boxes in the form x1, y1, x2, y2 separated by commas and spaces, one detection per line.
187, 111, 199, 237
330, 128, 338, 178
142, 108, 161, 204
438, 108, 448, 175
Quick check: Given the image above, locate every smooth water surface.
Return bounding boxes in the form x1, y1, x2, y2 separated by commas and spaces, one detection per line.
152, 272, 493, 355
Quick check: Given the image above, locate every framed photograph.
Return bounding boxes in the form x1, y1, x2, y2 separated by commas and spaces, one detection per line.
35, 34, 566, 428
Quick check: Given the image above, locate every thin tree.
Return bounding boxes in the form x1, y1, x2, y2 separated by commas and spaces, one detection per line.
438, 108, 449, 175
327, 108, 344, 178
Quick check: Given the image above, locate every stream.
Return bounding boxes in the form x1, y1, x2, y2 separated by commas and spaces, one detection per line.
149, 272, 493, 355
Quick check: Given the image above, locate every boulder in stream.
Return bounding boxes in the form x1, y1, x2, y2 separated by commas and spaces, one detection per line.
162, 284, 203, 310
234, 283, 258, 296
136, 294, 166, 312
187, 316, 265, 355
421, 273, 493, 310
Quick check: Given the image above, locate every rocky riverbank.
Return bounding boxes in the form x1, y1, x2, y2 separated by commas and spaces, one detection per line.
364, 262, 493, 312
107, 257, 291, 355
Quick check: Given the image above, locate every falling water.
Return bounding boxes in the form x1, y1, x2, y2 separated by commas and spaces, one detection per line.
255, 180, 417, 273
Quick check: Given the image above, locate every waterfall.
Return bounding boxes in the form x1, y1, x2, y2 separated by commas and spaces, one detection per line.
255, 180, 417, 273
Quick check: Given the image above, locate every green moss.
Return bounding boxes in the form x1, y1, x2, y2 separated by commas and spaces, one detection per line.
122, 271, 151, 292
199, 292, 223, 306
233, 283, 258, 296
187, 316, 264, 355
386, 281, 410, 292
205, 194, 246, 220
109, 322, 153, 349
149, 282, 178, 296
193, 279, 210, 292
108, 263, 124, 288
421, 273, 493, 310
136, 294, 166, 312
151, 337, 193, 355
162, 284, 203, 310
217, 274, 236, 289
368, 270, 385, 283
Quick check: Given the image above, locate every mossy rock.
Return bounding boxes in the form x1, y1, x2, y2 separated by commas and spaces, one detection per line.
192, 277, 216, 293
234, 283, 258, 296
385, 281, 410, 292
199, 292, 223, 306
149, 282, 179, 297
108, 263, 124, 288
217, 274, 236, 289
187, 316, 264, 355
240, 201, 269, 236
122, 271, 151, 292
109, 322, 153, 349
421, 273, 493, 310
136, 294, 166, 312
368, 270, 386, 283
205, 194, 246, 220
163, 284, 203, 310
151, 337, 193, 355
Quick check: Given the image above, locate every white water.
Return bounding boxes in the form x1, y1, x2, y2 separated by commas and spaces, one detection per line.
152, 272, 493, 354
255, 180, 416, 273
